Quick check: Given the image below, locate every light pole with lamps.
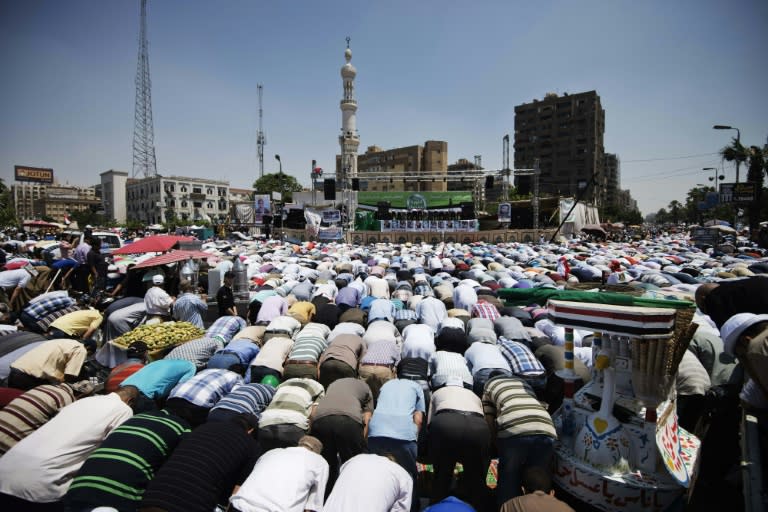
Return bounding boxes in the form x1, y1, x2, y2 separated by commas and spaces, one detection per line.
702, 167, 725, 190
713, 124, 741, 183
274, 154, 285, 241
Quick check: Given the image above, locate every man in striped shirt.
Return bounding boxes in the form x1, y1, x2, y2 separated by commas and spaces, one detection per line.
283, 322, 330, 380
0, 383, 77, 455
208, 382, 277, 423
258, 377, 325, 452
482, 373, 557, 507
64, 408, 192, 511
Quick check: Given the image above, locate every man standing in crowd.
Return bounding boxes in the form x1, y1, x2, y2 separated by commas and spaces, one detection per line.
145, 274, 174, 322
217, 270, 237, 317
173, 281, 208, 328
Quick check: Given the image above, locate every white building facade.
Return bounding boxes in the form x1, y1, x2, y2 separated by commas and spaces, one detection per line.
126, 175, 230, 225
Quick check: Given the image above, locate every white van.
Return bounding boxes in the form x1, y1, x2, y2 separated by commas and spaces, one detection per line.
80, 231, 124, 254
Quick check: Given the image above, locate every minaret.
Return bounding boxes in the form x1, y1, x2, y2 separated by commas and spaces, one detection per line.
339, 37, 359, 182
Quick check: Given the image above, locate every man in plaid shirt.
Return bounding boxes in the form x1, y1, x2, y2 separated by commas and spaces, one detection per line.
471, 299, 500, 322
205, 315, 247, 344
165, 337, 225, 370
20, 292, 75, 332
166, 368, 243, 427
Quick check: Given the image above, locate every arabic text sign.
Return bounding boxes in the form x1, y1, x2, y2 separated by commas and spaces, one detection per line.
719, 182, 757, 203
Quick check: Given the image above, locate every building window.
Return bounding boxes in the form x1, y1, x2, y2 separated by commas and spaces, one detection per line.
193, 201, 203, 208
193, 186, 202, 194
181, 201, 187, 208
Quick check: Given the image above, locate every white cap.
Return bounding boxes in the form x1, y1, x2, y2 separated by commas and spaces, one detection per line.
152, 274, 165, 285
720, 313, 768, 355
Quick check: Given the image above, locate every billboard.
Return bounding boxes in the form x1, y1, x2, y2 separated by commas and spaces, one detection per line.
254, 194, 271, 224
720, 182, 757, 203
15, 165, 54, 184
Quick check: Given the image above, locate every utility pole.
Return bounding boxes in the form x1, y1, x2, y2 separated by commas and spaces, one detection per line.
132, 0, 158, 179
257, 84, 266, 178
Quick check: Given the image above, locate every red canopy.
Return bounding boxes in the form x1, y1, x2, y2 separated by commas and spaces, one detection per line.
112, 235, 194, 255
133, 250, 217, 269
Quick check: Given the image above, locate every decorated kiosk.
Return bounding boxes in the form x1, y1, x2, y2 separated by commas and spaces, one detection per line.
498, 289, 702, 511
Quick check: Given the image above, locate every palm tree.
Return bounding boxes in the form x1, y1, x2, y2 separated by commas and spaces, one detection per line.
721, 140, 766, 238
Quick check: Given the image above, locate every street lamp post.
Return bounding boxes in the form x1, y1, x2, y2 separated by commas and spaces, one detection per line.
713, 125, 741, 183
274, 154, 284, 242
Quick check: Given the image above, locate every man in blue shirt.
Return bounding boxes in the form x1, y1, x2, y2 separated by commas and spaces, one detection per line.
120, 359, 196, 411
367, 378, 426, 497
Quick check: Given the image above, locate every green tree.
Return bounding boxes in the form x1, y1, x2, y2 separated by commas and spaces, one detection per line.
655, 208, 669, 225
668, 200, 682, 225
252, 173, 303, 203
0, 179, 17, 227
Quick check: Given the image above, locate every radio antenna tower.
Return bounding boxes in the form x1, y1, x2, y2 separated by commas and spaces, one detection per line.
132, 0, 158, 178
257, 84, 266, 177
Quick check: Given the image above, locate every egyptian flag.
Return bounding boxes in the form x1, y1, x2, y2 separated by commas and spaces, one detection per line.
557, 256, 570, 279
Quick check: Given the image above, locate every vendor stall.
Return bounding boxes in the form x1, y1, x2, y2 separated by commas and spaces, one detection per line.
545, 298, 700, 511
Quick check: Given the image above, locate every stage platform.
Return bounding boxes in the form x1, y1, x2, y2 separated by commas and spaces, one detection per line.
279, 228, 558, 245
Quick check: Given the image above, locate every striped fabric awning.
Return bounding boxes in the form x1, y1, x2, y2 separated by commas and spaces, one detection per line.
133, 250, 218, 269
547, 299, 676, 337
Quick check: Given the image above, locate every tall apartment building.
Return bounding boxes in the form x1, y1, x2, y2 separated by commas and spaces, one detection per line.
337, 141, 448, 193
514, 91, 605, 202
12, 183, 99, 222
603, 153, 620, 208
126, 175, 230, 225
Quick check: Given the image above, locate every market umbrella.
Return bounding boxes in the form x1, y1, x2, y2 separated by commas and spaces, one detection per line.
133, 249, 218, 269
112, 235, 194, 255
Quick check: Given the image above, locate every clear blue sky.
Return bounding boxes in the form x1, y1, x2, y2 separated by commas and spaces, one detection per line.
1, 0, 766, 215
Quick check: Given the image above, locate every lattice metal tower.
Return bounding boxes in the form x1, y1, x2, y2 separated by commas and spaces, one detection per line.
257, 84, 266, 178
132, 0, 157, 178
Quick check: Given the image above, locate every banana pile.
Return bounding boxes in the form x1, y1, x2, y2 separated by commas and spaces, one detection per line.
113, 321, 206, 350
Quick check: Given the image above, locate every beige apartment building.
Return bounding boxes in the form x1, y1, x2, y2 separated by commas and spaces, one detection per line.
336, 141, 448, 193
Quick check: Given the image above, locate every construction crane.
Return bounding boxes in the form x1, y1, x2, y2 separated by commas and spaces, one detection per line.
257, 84, 266, 178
